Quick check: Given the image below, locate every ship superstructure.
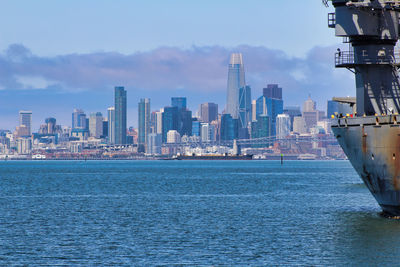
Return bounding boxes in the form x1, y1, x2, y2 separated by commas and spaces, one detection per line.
328, 0, 400, 215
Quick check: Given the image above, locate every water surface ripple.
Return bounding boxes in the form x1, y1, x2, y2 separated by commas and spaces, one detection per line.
0, 160, 398, 265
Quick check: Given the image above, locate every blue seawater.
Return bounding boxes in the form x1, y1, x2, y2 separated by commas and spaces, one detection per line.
0, 160, 399, 265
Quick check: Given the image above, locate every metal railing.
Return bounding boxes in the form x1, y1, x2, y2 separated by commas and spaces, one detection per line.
335, 50, 400, 67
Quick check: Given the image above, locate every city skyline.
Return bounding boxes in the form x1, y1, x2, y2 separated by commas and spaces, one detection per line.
0, 2, 352, 130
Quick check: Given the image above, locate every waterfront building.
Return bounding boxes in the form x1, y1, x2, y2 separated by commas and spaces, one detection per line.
138, 98, 151, 150
17, 137, 32, 155
89, 112, 103, 138
162, 106, 179, 143
72, 109, 87, 129
167, 130, 181, 144
276, 114, 291, 139
114, 86, 127, 145
107, 107, 115, 144
19, 111, 32, 136
200, 102, 218, 123
147, 133, 162, 155
226, 53, 245, 119
239, 85, 252, 128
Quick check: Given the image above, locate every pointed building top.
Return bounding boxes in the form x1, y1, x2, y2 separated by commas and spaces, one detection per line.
230, 53, 243, 65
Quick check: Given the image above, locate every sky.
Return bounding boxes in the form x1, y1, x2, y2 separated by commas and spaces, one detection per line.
0, 0, 354, 130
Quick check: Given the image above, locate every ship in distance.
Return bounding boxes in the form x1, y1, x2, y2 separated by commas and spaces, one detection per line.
327, 0, 400, 216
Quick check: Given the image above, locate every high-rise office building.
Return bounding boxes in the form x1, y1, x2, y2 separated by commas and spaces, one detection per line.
220, 114, 238, 141
114, 86, 127, 145
239, 86, 252, 128
263, 84, 282, 100
226, 53, 245, 119
201, 123, 216, 143
162, 106, 179, 143
251, 100, 257, 121
251, 115, 271, 139
303, 96, 317, 112
293, 117, 307, 134
19, 111, 32, 136
171, 97, 187, 110
45, 118, 57, 134
276, 114, 291, 139
171, 97, 192, 137
147, 133, 162, 154
284, 106, 302, 131
72, 109, 87, 129
199, 103, 218, 123
89, 112, 103, 138
107, 107, 115, 144
138, 98, 151, 148
192, 120, 201, 136
255, 95, 283, 137
102, 119, 108, 138
155, 110, 163, 134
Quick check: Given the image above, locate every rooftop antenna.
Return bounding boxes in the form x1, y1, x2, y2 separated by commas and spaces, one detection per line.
322, 0, 329, 7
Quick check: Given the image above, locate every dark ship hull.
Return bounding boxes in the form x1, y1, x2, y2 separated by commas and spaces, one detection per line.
332, 116, 400, 215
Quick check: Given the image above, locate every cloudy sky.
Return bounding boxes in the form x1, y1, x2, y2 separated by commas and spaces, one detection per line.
0, 0, 353, 130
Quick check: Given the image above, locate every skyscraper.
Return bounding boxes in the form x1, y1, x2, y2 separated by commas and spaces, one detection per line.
72, 109, 87, 129
114, 86, 127, 145
283, 106, 301, 131
89, 112, 103, 138
171, 97, 187, 110
263, 84, 282, 100
162, 106, 179, 143
226, 53, 245, 119
19, 111, 32, 136
199, 102, 218, 123
239, 85, 252, 128
276, 114, 291, 139
138, 98, 151, 149
107, 107, 115, 144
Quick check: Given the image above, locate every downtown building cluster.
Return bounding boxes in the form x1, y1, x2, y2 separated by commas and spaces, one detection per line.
0, 53, 349, 160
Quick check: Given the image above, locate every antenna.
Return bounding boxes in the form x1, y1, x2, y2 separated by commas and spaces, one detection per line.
322, 0, 329, 7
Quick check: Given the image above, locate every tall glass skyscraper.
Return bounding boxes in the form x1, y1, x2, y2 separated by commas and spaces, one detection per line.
171, 97, 187, 110
114, 86, 127, 145
226, 53, 245, 119
138, 98, 151, 148
162, 106, 179, 143
107, 107, 115, 144
239, 85, 252, 128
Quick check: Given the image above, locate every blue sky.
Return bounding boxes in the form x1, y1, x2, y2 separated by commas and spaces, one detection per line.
0, 1, 351, 130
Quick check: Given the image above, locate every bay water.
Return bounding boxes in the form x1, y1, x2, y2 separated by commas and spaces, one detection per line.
0, 160, 398, 265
